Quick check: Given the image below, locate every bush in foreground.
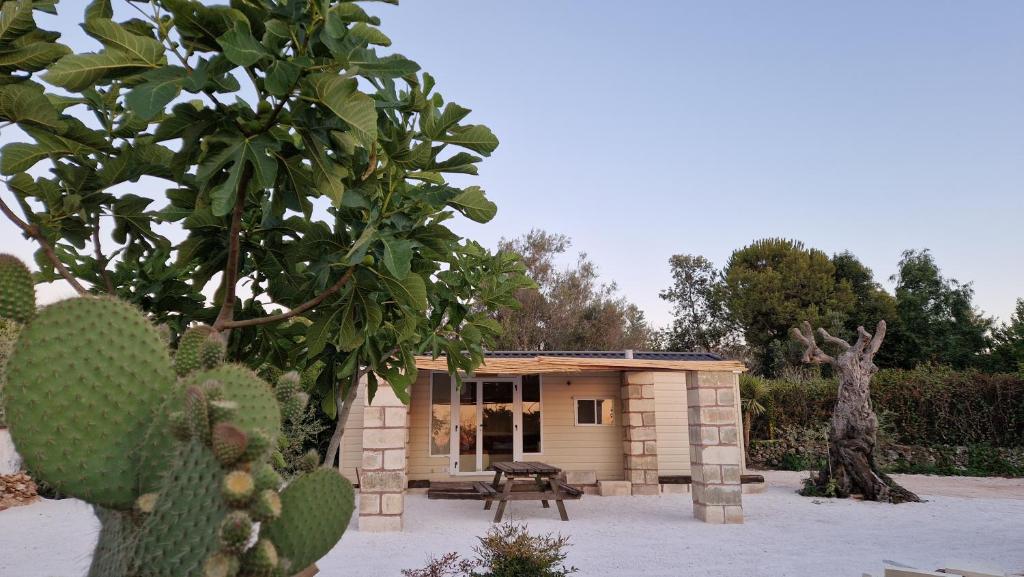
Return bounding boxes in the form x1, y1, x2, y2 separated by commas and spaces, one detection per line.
403, 523, 578, 577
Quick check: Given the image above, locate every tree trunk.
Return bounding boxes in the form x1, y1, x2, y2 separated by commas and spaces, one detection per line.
791, 321, 920, 504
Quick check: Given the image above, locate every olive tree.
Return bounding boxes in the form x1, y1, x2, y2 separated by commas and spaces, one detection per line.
0, 0, 531, 465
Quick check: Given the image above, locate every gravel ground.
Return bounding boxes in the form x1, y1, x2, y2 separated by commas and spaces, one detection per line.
2, 472, 1022, 577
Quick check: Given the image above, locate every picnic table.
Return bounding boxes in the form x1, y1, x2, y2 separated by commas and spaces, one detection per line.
474, 461, 582, 522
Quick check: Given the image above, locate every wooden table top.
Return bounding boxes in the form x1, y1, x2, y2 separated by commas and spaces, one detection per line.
489, 461, 561, 476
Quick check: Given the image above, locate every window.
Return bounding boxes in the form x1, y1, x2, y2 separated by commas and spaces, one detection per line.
522, 374, 542, 453
430, 372, 452, 456
575, 398, 615, 426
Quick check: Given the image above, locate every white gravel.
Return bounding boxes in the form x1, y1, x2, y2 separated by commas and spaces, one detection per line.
2, 474, 1023, 577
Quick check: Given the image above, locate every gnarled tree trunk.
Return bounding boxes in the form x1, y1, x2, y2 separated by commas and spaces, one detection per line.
790, 320, 920, 503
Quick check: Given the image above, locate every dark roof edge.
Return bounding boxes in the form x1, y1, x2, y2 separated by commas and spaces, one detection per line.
481, 350, 726, 361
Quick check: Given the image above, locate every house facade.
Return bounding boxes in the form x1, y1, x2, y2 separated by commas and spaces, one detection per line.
338, 351, 748, 531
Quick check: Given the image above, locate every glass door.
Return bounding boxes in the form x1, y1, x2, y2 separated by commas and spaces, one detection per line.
450, 378, 520, 473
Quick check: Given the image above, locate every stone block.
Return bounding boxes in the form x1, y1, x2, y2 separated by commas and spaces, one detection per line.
644, 470, 660, 485
698, 445, 742, 465
700, 426, 720, 445
641, 384, 656, 399
582, 485, 601, 495
703, 484, 742, 506
363, 407, 385, 428
623, 440, 644, 456
564, 470, 598, 485
368, 386, 405, 408
643, 441, 658, 455
385, 407, 408, 427
693, 503, 725, 524
721, 465, 742, 484
627, 469, 647, 484
742, 481, 766, 494
691, 483, 704, 502
624, 398, 655, 413
359, 493, 380, 515
719, 426, 739, 445
620, 385, 642, 399
724, 505, 744, 524
625, 426, 656, 441
363, 428, 407, 450
701, 465, 722, 484
383, 449, 406, 470
598, 480, 632, 497
661, 483, 690, 494
691, 371, 734, 388
642, 412, 657, 426
691, 466, 704, 482
382, 493, 404, 515
360, 470, 406, 492
716, 388, 736, 406
359, 515, 402, 532
631, 483, 659, 496
699, 407, 737, 426
626, 413, 644, 427
361, 450, 383, 470
624, 371, 655, 386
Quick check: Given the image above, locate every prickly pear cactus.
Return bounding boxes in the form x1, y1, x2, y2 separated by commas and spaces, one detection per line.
0, 254, 355, 577
5, 297, 176, 508
0, 253, 35, 324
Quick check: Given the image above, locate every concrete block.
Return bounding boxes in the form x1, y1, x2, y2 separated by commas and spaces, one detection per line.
361, 450, 383, 470
564, 470, 598, 485
699, 445, 742, 465
359, 493, 380, 515
384, 407, 408, 427
598, 480, 632, 497
367, 386, 405, 408
721, 465, 742, 484
363, 407, 385, 428
700, 426, 720, 445
359, 515, 402, 532
381, 493, 404, 515
624, 441, 644, 456
641, 384, 656, 399
625, 426, 656, 441
643, 441, 658, 455
742, 481, 766, 494
360, 471, 406, 492
701, 465, 722, 484
694, 503, 725, 524
716, 388, 736, 406
624, 398, 655, 413
624, 372, 655, 386
642, 412, 657, 426
626, 412, 644, 427
631, 484, 659, 496
661, 483, 690, 494
620, 385, 643, 399
703, 484, 742, 506
644, 470, 660, 485
627, 469, 647, 484
699, 407, 737, 426
363, 428, 407, 449
383, 449, 406, 470
719, 426, 739, 445
724, 505, 744, 524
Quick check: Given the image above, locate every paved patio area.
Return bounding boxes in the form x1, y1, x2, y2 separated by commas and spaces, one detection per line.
1, 472, 1022, 577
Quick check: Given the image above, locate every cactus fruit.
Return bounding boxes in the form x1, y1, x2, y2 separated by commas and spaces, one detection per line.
4, 296, 175, 509
186, 385, 213, 443
249, 489, 282, 523
222, 470, 256, 506
0, 253, 35, 324
264, 467, 355, 573
175, 325, 225, 376
219, 511, 254, 553
251, 463, 282, 492
135, 493, 159, 515
212, 422, 249, 466
241, 539, 279, 577
203, 552, 240, 577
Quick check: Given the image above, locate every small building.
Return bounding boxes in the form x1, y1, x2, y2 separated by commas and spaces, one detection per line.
340, 351, 748, 531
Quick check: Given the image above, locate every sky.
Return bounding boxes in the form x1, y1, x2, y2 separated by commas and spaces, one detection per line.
2, 1, 1023, 329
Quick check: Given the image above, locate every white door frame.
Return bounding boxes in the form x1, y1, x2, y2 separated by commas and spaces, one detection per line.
449, 376, 522, 475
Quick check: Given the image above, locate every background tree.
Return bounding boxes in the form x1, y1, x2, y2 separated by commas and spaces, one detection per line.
493, 229, 654, 351
723, 239, 854, 375
988, 298, 1024, 373
886, 249, 992, 369
0, 0, 531, 466
791, 320, 920, 503
831, 251, 899, 366
659, 253, 740, 354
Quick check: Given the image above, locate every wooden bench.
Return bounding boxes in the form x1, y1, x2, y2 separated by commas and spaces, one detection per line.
473, 481, 498, 498
551, 481, 583, 499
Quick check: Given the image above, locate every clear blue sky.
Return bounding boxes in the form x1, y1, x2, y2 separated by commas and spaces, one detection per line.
2, 1, 1022, 329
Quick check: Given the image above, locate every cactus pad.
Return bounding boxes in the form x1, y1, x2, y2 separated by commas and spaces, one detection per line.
181, 365, 281, 446
0, 253, 35, 323
5, 296, 175, 509
175, 325, 224, 376
263, 468, 354, 572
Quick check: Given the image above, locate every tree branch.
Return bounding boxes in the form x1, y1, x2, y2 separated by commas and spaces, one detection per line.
91, 215, 115, 295
816, 327, 851, 351
790, 321, 834, 365
865, 320, 887, 358
219, 267, 356, 329
213, 164, 254, 331
0, 193, 88, 295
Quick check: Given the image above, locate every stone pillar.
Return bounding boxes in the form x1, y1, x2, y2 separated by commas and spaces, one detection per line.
621, 372, 659, 496
358, 384, 408, 532
687, 371, 743, 524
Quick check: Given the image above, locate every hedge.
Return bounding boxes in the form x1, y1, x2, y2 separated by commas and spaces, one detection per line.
749, 365, 1024, 448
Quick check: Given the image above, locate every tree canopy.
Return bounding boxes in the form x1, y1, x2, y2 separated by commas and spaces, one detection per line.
659, 253, 738, 354
0, 0, 532, 432
493, 229, 653, 351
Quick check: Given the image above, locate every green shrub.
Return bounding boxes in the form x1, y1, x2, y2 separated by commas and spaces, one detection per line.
402, 523, 577, 577
749, 365, 1024, 448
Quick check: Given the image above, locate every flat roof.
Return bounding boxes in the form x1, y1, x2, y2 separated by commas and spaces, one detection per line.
413, 350, 746, 375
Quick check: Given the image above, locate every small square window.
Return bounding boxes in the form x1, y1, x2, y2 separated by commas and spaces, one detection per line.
575, 398, 614, 425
